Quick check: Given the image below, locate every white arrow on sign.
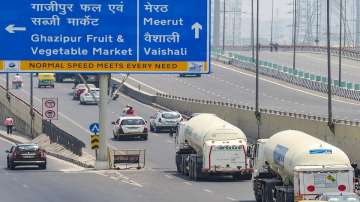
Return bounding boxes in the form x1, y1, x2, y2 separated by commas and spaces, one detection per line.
191, 22, 203, 39
5, 24, 27, 34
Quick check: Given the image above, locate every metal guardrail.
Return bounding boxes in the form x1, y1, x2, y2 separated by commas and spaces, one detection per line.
156, 93, 360, 126
42, 120, 85, 156
211, 52, 360, 102
214, 45, 360, 61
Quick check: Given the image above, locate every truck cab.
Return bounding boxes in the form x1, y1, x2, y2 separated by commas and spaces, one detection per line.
251, 139, 269, 177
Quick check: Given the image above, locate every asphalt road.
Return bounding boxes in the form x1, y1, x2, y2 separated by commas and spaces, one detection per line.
236, 51, 360, 83
118, 62, 360, 121
0, 74, 255, 202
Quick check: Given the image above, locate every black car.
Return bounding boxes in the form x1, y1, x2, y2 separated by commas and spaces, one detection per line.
6, 144, 47, 170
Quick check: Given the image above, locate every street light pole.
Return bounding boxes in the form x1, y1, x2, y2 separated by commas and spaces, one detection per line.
270, 0, 274, 51
251, 0, 255, 62
326, 0, 334, 131
222, 0, 226, 52
339, 0, 343, 84
255, 0, 260, 139
292, 0, 297, 70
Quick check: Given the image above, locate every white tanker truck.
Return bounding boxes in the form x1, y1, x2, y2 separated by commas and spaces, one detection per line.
251, 130, 354, 202
174, 114, 253, 180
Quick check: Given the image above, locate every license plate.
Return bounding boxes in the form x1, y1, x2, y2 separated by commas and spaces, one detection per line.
22, 155, 35, 159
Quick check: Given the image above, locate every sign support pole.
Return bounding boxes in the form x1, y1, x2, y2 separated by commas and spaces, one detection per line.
30, 73, 34, 138
95, 74, 109, 169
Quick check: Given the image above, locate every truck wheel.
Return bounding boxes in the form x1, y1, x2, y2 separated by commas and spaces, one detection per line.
176, 154, 181, 173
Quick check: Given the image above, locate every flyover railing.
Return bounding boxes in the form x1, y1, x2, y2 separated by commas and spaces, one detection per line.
42, 120, 85, 156
214, 45, 360, 61
211, 50, 360, 101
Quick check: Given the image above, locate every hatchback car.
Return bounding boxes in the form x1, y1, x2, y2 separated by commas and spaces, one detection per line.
112, 116, 148, 140
80, 88, 100, 105
73, 83, 96, 100
6, 144, 47, 170
149, 111, 183, 132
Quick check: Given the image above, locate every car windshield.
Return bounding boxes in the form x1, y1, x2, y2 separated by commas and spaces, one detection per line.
121, 119, 145, 125
327, 195, 360, 202
162, 112, 180, 119
17, 145, 39, 151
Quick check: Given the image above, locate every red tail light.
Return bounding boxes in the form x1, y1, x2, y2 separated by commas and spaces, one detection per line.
37, 150, 45, 158
12, 151, 17, 158
338, 184, 346, 192
307, 185, 315, 192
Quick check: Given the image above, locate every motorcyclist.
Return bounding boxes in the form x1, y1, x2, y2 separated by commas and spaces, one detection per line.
122, 105, 134, 116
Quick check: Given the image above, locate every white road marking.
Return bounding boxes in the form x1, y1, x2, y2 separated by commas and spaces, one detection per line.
226, 196, 237, 201
183, 182, 192, 186
115, 76, 166, 94
164, 174, 174, 179
214, 62, 360, 106
166, 140, 173, 144
152, 133, 159, 137
203, 189, 212, 193
22, 184, 29, 189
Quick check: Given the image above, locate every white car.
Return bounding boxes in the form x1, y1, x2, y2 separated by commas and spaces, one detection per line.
79, 88, 100, 105
112, 116, 148, 140
149, 111, 182, 133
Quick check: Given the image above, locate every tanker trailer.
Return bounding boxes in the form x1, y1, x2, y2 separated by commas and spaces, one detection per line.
251, 130, 354, 202
174, 114, 252, 180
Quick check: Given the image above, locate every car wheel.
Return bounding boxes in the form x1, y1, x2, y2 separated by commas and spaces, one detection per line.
9, 161, 15, 170
80, 100, 84, 105
6, 159, 10, 169
154, 126, 159, 133
39, 163, 47, 170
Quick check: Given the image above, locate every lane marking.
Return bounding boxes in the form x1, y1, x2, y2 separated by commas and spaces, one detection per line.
164, 174, 174, 179
214, 62, 360, 106
226, 197, 237, 201
152, 133, 159, 137
183, 182, 192, 186
113, 76, 166, 94
203, 189, 212, 193
22, 184, 29, 189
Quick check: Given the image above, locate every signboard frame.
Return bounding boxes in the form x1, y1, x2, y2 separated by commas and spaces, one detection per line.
0, 0, 211, 74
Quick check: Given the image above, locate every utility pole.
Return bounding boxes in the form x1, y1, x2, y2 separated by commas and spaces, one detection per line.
213, 0, 220, 47
326, 0, 334, 131
315, 0, 320, 45
6, 73, 10, 100
96, 74, 109, 169
292, 0, 297, 70
270, 0, 274, 52
356, 0, 360, 47
339, 0, 343, 84
30, 74, 34, 138
251, 0, 255, 62
255, 0, 260, 139
222, 0, 226, 52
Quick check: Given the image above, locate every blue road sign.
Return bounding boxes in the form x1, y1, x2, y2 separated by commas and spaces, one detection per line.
89, 123, 100, 134
0, 0, 210, 73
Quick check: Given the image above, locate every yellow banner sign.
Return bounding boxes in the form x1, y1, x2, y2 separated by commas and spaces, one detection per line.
0, 61, 4, 70
0, 61, 208, 73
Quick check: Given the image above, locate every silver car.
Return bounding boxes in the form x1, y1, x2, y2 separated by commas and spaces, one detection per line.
149, 111, 182, 133
79, 88, 100, 105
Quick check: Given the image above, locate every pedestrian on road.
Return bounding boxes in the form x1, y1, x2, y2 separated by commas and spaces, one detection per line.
4, 117, 14, 134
